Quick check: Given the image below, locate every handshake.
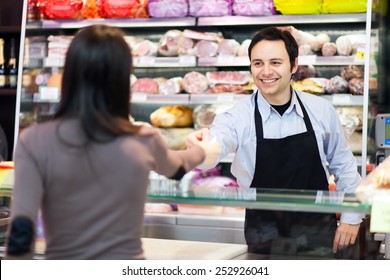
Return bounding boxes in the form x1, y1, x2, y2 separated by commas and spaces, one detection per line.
185, 128, 221, 169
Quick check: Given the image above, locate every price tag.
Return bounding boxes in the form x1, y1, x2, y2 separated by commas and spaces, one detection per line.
354, 44, 366, 61
370, 196, 390, 233
131, 93, 147, 102
39, 86, 60, 101
217, 55, 235, 65
332, 94, 351, 105
179, 56, 196, 66
217, 94, 234, 102
298, 55, 316, 65
138, 56, 156, 66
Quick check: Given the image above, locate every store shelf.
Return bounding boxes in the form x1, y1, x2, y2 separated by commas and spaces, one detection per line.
321, 94, 364, 106
31, 17, 197, 30
189, 93, 248, 104
131, 93, 189, 104
197, 13, 367, 26
133, 56, 196, 68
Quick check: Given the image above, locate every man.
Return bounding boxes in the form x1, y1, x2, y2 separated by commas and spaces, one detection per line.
187, 27, 362, 258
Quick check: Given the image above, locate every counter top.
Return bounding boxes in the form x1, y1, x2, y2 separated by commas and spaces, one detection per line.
143, 238, 247, 260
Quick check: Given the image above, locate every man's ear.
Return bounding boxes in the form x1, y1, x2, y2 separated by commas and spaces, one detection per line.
291, 57, 299, 74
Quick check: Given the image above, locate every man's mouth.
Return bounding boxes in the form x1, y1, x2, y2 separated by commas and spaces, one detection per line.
260, 78, 278, 84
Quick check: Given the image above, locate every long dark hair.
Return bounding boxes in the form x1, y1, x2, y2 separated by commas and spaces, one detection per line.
248, 26, 298, 71
54, 24, 140, 142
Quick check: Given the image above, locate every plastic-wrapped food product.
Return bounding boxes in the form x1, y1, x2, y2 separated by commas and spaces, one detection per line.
356, 156, 390, 204
335, 36, 352, 56
274, 0, 322, 14
81, 0, 104, 18
182, 71, 209, 94
232, 0, 276, 16
325, 75, 349, 94
193, 103, 234, 129
217, 39, 240, 56
37, 0, 83, 19
131, 78, 159, 94
158, 77, 183, 95
188, 0, 232, 17
310, 33, 330, 52
341, 65, 364, 81
194, 40, 219, 58
321, 0, 367, 14
293, 65, 316, 81
158, 30, 194, 57
237, 39, 251, 57
148, 0, 188, 18
102, 0, 149, 18
348, 78, 364, 95
321, 42, 337, 56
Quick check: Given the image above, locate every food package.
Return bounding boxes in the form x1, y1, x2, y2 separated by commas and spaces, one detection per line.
158, 30, 194, 57
348, 78, 364, 95
150, 105, 193, 128
341, 65, 364, 81
81, 0, 104, 18
232, 0, 277, 16
321, 0, 367, 14
188, 0, 232, 17
274, 0, 322, 14
293, 65, 316, 81
194, 40, 219, 58
356, 156, 390, 204
325, 75, 349, 94
182, 71, 209, 94
147, 0, 189, 18
217, 39, 240, 56
37, 0, 83, 19
102, 0, 149, 18
131, 78, 159, 94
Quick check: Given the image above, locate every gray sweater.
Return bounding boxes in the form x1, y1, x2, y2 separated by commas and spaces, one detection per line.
8, 119, 205, 259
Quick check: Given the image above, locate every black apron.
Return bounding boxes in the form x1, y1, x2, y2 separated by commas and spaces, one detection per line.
244, 90, 342, 258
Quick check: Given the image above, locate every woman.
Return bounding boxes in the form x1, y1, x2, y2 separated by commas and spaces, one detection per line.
6, 25, 208, 259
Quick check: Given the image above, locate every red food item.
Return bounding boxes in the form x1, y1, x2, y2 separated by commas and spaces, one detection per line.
182, 71, 209, 94
102, 0, 149, 18
131, 78, 159, 94
37, 0, 83, 19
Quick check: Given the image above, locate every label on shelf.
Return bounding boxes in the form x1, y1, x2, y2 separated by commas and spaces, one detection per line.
332, 94, 352, 105
39, 86, 60, 101
131, 93, 148, 102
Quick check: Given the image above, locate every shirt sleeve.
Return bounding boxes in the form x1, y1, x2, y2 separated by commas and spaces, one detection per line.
323, 106, 364, 224
9, 129, 44, 233
151, 131, 205, 178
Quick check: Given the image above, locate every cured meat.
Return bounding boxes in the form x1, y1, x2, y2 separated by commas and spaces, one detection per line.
325, 75, 349, 94
206, 71, 252, 85
132, 40, 158, 56
131, 78, 159, 94
348, 78, 364, 95
217, 39, 240, 56
183, 29, 222, 42
237, 39, 251, 57
194, 40, 219, 58
182, 71, 209, 94
341, 65, 364, 81
159, 77, 183, 95
158, 30, 194, 57
321, 42, 337, 56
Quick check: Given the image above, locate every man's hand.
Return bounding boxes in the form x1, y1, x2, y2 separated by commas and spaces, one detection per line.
185, 128, 210, 148
333, 223, 360, 253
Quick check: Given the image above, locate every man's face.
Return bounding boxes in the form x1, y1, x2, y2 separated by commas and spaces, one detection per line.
250, 40, 298, 104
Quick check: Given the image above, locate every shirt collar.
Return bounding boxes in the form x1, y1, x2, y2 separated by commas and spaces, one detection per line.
254, 87, 304, 120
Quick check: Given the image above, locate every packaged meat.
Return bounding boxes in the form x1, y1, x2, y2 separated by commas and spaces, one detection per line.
232, 0, 276, 16
278, 26, 316, 46
147, 0, 189, 18
356, 156, 390, 204
150, 105, 193, 128
158, 30, 194, 57
341, 65, 364, 81
217, 39, 240, 56
194, 40, 219, 58
348, 78, 364, 95
274, 0, 322, 15
37, 0, 83, 19
182, 71, 209, 94
81, 0, 104, 19
321, 0, 367, 14
310, 33, 330, 52
335, 35, 352, 56
132, 40, 158, 56
102, 0, 149, 18
299, 44, 315, 56
131, 78, 159, 94
237, 39, 251, 57
206, 71, 252, 85
183, 29, 222, 42
325, 75, 349, 94
193, 103, 234, 129
321, 42, 337, 56
188, 0, 232, 17
293, 65, 316, 81
158, 77, 183, 95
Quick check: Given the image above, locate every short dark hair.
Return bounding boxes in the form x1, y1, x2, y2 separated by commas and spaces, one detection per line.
248, 26, 298, 71
54, 24, 139, 142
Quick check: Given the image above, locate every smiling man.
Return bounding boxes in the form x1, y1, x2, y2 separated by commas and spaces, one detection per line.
186, 26, 363, 259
